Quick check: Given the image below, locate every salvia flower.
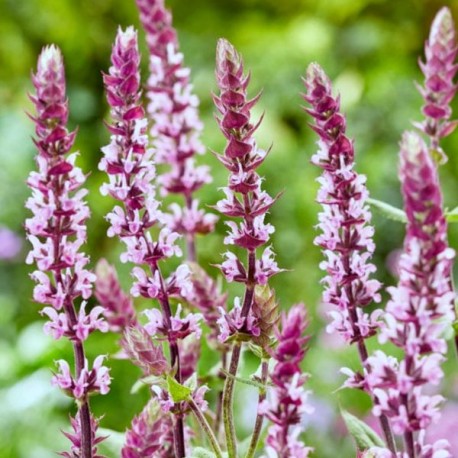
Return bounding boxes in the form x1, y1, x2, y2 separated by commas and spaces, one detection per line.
363, 133, 454, 450
121, 325, 170, 376
95, 259, 137, 332
60, 413, 107, 458
122, 399, 174, 458
304, 63, 398, 454
303, 62, 382, 356
415, 7, 458, 163
214, 38, 282, 456
144, 304, 203, 341
52, 356, 111, 399
217, 297, 260, 343
100, 26, 196, 457
26, 44, 109, 456
214, 38, 280, 316
260, 303, 313, 458
100, 25, 196, 350
135, 0, 216, 261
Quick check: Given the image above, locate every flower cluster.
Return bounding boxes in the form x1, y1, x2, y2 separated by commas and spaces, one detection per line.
99, 26, 198, 346
304, 63, 399, 454
416, 7, 458, 163
24, 4, 458, 458
362, 132, 455, 455
100, 26, 201, 458
303, 63, 382, 353
61, 413, 107, 458
25, 44, 110, 456
122, 400, 174, 458
214, 38, 281, 327
260, 304, 313, 458
135, 0, 216, 261
121, 325, 170, 376
52, 356, 111, 399
217, 297, 260, 343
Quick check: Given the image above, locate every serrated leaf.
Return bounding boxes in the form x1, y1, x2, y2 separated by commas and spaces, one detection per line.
367, 198, 407, 223
167, 375, 192, 403
341, 410, 385, 450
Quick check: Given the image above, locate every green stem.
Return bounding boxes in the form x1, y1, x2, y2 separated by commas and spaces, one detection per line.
245, 360, 269, 458
222, 342, 242, 458
189, 399, 224, 458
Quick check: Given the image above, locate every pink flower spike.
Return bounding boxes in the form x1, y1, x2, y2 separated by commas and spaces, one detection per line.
364, 132, 455, 452
416, 7, 458, 163
261, 303, 313, 456
27, 44, 107, 456
122, 399, 174, 458
304, 62, 381, 349
135, 0, 215, 261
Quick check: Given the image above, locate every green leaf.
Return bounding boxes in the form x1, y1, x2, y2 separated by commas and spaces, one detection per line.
166, 375, 192, 403
446, 207, 458, 223
190, 447, 217, 458
453, 320, 458, 337
367, 198, 407, 223
341, 409, 385, 450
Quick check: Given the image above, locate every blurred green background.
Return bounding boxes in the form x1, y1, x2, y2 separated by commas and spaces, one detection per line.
1, 0, 458, 456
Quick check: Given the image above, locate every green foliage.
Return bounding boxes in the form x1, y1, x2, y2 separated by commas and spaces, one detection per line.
367, 197, 407, 223
166, 375, 192, 403
341, 409, 385, 451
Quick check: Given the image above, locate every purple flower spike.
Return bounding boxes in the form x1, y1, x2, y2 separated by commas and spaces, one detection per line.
60, 413, 107, 458
303, 63, 382, 355
416, 7, 458, 163
363, 132, 455, 456
100, 27, 198, 458
214, 39, 280, 298
215, 39, 281, 456
122, 399, 174, 458
304, 63, 399, 454
135, 0, 216, 262
260, 304, 314, 458
26, 45, 109, 457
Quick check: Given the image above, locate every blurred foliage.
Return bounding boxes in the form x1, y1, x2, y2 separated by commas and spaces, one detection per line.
1, 0, 458, 457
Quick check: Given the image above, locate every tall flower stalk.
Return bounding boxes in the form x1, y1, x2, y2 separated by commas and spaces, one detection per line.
415, 6, 458, 360
214, 38, 281, 457
26, 45, 110, 457
259, 303, 313, 458
363, 132, 455, 458
99, 27, 200, 458
303, 63, 396, 453
415, 7, 458, 164
135, 0, 216, 262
